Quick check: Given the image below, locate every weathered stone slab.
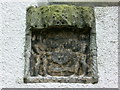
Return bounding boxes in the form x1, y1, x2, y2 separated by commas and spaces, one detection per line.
24, 4, 98, 83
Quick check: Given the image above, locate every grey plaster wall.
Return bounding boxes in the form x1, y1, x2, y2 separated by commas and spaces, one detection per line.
0, 2, 118, 88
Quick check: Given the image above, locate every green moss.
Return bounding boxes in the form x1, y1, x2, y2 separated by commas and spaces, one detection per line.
26, 5, 94, 29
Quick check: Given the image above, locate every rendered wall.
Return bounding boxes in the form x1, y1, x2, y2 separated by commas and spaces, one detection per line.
0, 2, 118, 88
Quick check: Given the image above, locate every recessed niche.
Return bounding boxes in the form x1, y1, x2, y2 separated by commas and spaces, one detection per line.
24, 5, 98, 83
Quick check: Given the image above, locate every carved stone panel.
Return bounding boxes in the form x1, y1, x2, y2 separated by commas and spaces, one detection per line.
24, 5, 98, 83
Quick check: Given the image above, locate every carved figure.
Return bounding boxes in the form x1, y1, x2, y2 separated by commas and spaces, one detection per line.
80, 54, 89, 76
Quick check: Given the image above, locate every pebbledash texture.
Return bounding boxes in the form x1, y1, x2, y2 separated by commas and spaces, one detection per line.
24, 4, 98, 83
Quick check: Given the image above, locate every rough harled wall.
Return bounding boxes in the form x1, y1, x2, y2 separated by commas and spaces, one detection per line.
0, 2, 118, 88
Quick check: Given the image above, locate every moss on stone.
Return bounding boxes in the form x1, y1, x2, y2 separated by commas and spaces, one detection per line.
26, 5, 94, 29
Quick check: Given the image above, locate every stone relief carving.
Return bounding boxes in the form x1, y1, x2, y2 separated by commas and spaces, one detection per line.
24, 4, 98, 83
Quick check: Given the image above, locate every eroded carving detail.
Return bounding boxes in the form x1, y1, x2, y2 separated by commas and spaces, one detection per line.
30, 28, 90, 77
24, 5, 98, 83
